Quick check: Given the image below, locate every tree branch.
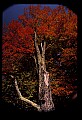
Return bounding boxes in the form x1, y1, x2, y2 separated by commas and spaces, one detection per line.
34, 31, 40, 56
15, 78, 40, 111
34, 31, 41, 65
14, 78, 22, 98
41, 42, 43, 52
33, 55, 38, 74
10, 75, 41, 111
43, 40, 46, 56
42, 40, 46, 71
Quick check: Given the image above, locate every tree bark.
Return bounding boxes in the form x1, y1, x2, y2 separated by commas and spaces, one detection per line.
34, 31, 54, 111
40, 71, 54, 111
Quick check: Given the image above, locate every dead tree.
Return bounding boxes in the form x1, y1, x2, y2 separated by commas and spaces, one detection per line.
10, 31, 54, 112
34, 31, 54, 111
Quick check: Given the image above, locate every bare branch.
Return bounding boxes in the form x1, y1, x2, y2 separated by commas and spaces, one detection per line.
41, 42, 43, 52
15, 78, 22, 98
42, 40, 46, 71
14, 78, 41, 111
14, 78, 40, 111
33, 55, 38, 74
19, 96, 40, 111
34, 31, 40, 56
43, 40, 46, 56
10, 75, 40, 111
34, 31, 42, 67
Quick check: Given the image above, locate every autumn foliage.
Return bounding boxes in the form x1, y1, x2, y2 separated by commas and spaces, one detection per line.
2, 5, 77, 97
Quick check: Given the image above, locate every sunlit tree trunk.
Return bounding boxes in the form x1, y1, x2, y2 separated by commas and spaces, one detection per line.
34, 31, 54, 111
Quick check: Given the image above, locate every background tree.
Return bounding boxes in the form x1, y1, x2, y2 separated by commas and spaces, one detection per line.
2, 5, 77, 111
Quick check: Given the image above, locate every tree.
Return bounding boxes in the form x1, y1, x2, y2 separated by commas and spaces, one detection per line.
2, 5, 77, 111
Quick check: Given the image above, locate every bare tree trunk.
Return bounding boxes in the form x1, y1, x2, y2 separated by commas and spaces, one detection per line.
34, 31, 54, 111
40, 71, 54, 111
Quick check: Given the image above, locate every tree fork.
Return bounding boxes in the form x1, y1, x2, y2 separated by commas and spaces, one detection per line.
34, 31, 54, 111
